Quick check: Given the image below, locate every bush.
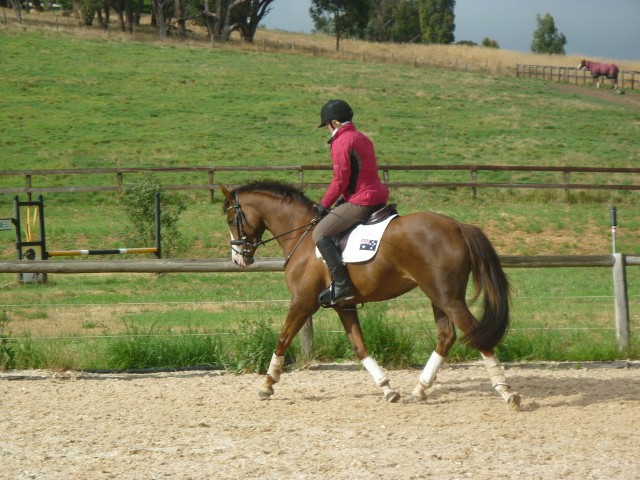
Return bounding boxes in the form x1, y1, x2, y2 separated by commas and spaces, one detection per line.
0, 311, 16, 371
119, 174, 186, 258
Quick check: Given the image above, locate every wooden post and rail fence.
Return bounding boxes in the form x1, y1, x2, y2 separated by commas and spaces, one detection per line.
2, 164, 640, 202
516, 64, 640, 90
0, 254, 633, 353
0, 165, 637, 355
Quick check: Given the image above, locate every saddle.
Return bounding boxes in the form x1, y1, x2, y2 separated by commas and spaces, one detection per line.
314, 203, 399, 264
336, 203, 398, 252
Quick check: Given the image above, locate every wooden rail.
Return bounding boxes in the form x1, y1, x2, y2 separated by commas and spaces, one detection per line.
2, 164, 640, 201
516, 64, 640, 90
0, 254, 634, 351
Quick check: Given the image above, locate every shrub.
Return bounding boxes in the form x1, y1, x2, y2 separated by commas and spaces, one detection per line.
119, 174, 186, 258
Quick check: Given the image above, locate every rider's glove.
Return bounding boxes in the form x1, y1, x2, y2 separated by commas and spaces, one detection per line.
314, 205, 329, 218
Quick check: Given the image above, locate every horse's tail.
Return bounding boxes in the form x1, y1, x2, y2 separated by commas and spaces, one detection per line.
458, 223, 511, 352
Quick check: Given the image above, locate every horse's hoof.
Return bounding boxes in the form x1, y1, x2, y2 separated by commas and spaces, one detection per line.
404, 394, 426, 404
384, 390, 401, 403
507, 392, 521, 412
258, 386, 274, 400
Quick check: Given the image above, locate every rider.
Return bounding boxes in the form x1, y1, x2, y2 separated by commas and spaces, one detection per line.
313, 99, 389, 305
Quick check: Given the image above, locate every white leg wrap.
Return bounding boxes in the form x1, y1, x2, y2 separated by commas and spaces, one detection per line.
481, 353, 508, 387
267, 353, 285, 383
481, 354, 520, 408
418, 351, 445, 388
362, 356, 389, 386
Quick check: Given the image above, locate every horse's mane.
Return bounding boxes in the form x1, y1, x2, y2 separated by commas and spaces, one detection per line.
222, 180, 316, 213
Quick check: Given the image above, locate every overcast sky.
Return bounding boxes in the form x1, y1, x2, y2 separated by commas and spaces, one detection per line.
260, 0, 640, 62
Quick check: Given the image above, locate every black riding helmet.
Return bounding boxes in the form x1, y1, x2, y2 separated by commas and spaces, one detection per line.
317, 99, 354, 128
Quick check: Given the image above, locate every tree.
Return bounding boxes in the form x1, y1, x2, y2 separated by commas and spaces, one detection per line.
530, 12, 566, 55
388, 0, 421, 43
233, 0, 275, 42
200, 0, 275, 42
8, 0, 22, 23
73, 0, 101, 26
419, 0, 455, 44
150, 0, 172, 39
366, 0, 395, 42
310, 0, 371, 51
482, 37, 499, 49
366, 0, 420, 43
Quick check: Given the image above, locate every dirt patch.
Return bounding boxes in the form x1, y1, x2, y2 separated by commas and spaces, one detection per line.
551, 82, 640, 111
2, 362, 639, 479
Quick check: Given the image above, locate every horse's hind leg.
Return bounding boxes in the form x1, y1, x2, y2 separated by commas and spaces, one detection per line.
336, 307, 400, 403
480, 351, 521, 411
410, 304, 455, 402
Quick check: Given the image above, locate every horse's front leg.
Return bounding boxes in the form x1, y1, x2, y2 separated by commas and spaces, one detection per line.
259, 300, 318, 400
336, 307, 400, 403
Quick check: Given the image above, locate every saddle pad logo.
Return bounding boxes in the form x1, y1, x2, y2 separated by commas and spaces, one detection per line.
359, 239, 378, 251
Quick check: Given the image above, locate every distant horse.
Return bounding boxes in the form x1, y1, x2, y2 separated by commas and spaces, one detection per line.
579, 59, 619, 89
222, 181, 520, 409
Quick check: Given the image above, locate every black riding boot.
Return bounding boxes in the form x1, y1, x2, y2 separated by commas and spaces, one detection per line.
316, 236, 356, 306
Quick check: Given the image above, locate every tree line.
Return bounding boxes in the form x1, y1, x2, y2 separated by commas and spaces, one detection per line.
4, 0, 276, 40
311, 1, 566, 55
4, 0, 567, 54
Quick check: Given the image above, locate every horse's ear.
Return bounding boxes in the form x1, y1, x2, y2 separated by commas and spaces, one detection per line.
220, 186, 233, 201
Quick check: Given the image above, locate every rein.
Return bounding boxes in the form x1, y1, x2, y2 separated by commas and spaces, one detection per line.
227, 192, 320, 268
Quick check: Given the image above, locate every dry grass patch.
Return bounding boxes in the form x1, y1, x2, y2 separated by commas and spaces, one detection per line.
9, 11, 640, 76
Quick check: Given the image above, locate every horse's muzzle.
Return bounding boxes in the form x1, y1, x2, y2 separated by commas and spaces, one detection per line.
231, 250, 254, 268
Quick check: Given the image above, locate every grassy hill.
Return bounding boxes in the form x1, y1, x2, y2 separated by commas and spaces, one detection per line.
1, 24, 639, 369
2, 25, 639, 257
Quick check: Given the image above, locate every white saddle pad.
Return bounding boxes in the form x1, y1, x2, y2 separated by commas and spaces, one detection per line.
316, 214, 398, 264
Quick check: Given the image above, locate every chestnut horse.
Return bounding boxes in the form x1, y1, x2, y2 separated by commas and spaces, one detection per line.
222, 181, 520, 409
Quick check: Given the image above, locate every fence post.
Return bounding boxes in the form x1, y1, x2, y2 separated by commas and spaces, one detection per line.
25, 174, 32, 202
154, 192, 162, 259
300, 317, 314, 361
208, 169, 214, 203
471, 169, 477, 199
612, 253, 630, 351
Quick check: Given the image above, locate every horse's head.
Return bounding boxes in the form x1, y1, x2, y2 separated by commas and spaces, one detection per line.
221, 186, 266, 268
578, 59, 588, 70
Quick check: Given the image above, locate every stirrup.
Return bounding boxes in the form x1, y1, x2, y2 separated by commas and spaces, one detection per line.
318, 283, 355, 308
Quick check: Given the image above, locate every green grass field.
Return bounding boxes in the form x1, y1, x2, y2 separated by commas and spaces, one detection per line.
1, 27, 639, 370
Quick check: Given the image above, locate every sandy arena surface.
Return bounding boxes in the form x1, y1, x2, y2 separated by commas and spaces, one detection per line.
1, 361, 639, 480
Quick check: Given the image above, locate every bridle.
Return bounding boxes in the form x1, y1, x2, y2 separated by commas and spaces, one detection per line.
226, 191, 264, 255
226, 191, 321, 267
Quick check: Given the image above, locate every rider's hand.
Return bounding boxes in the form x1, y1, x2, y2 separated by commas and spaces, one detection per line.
314, 205, 329, 218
